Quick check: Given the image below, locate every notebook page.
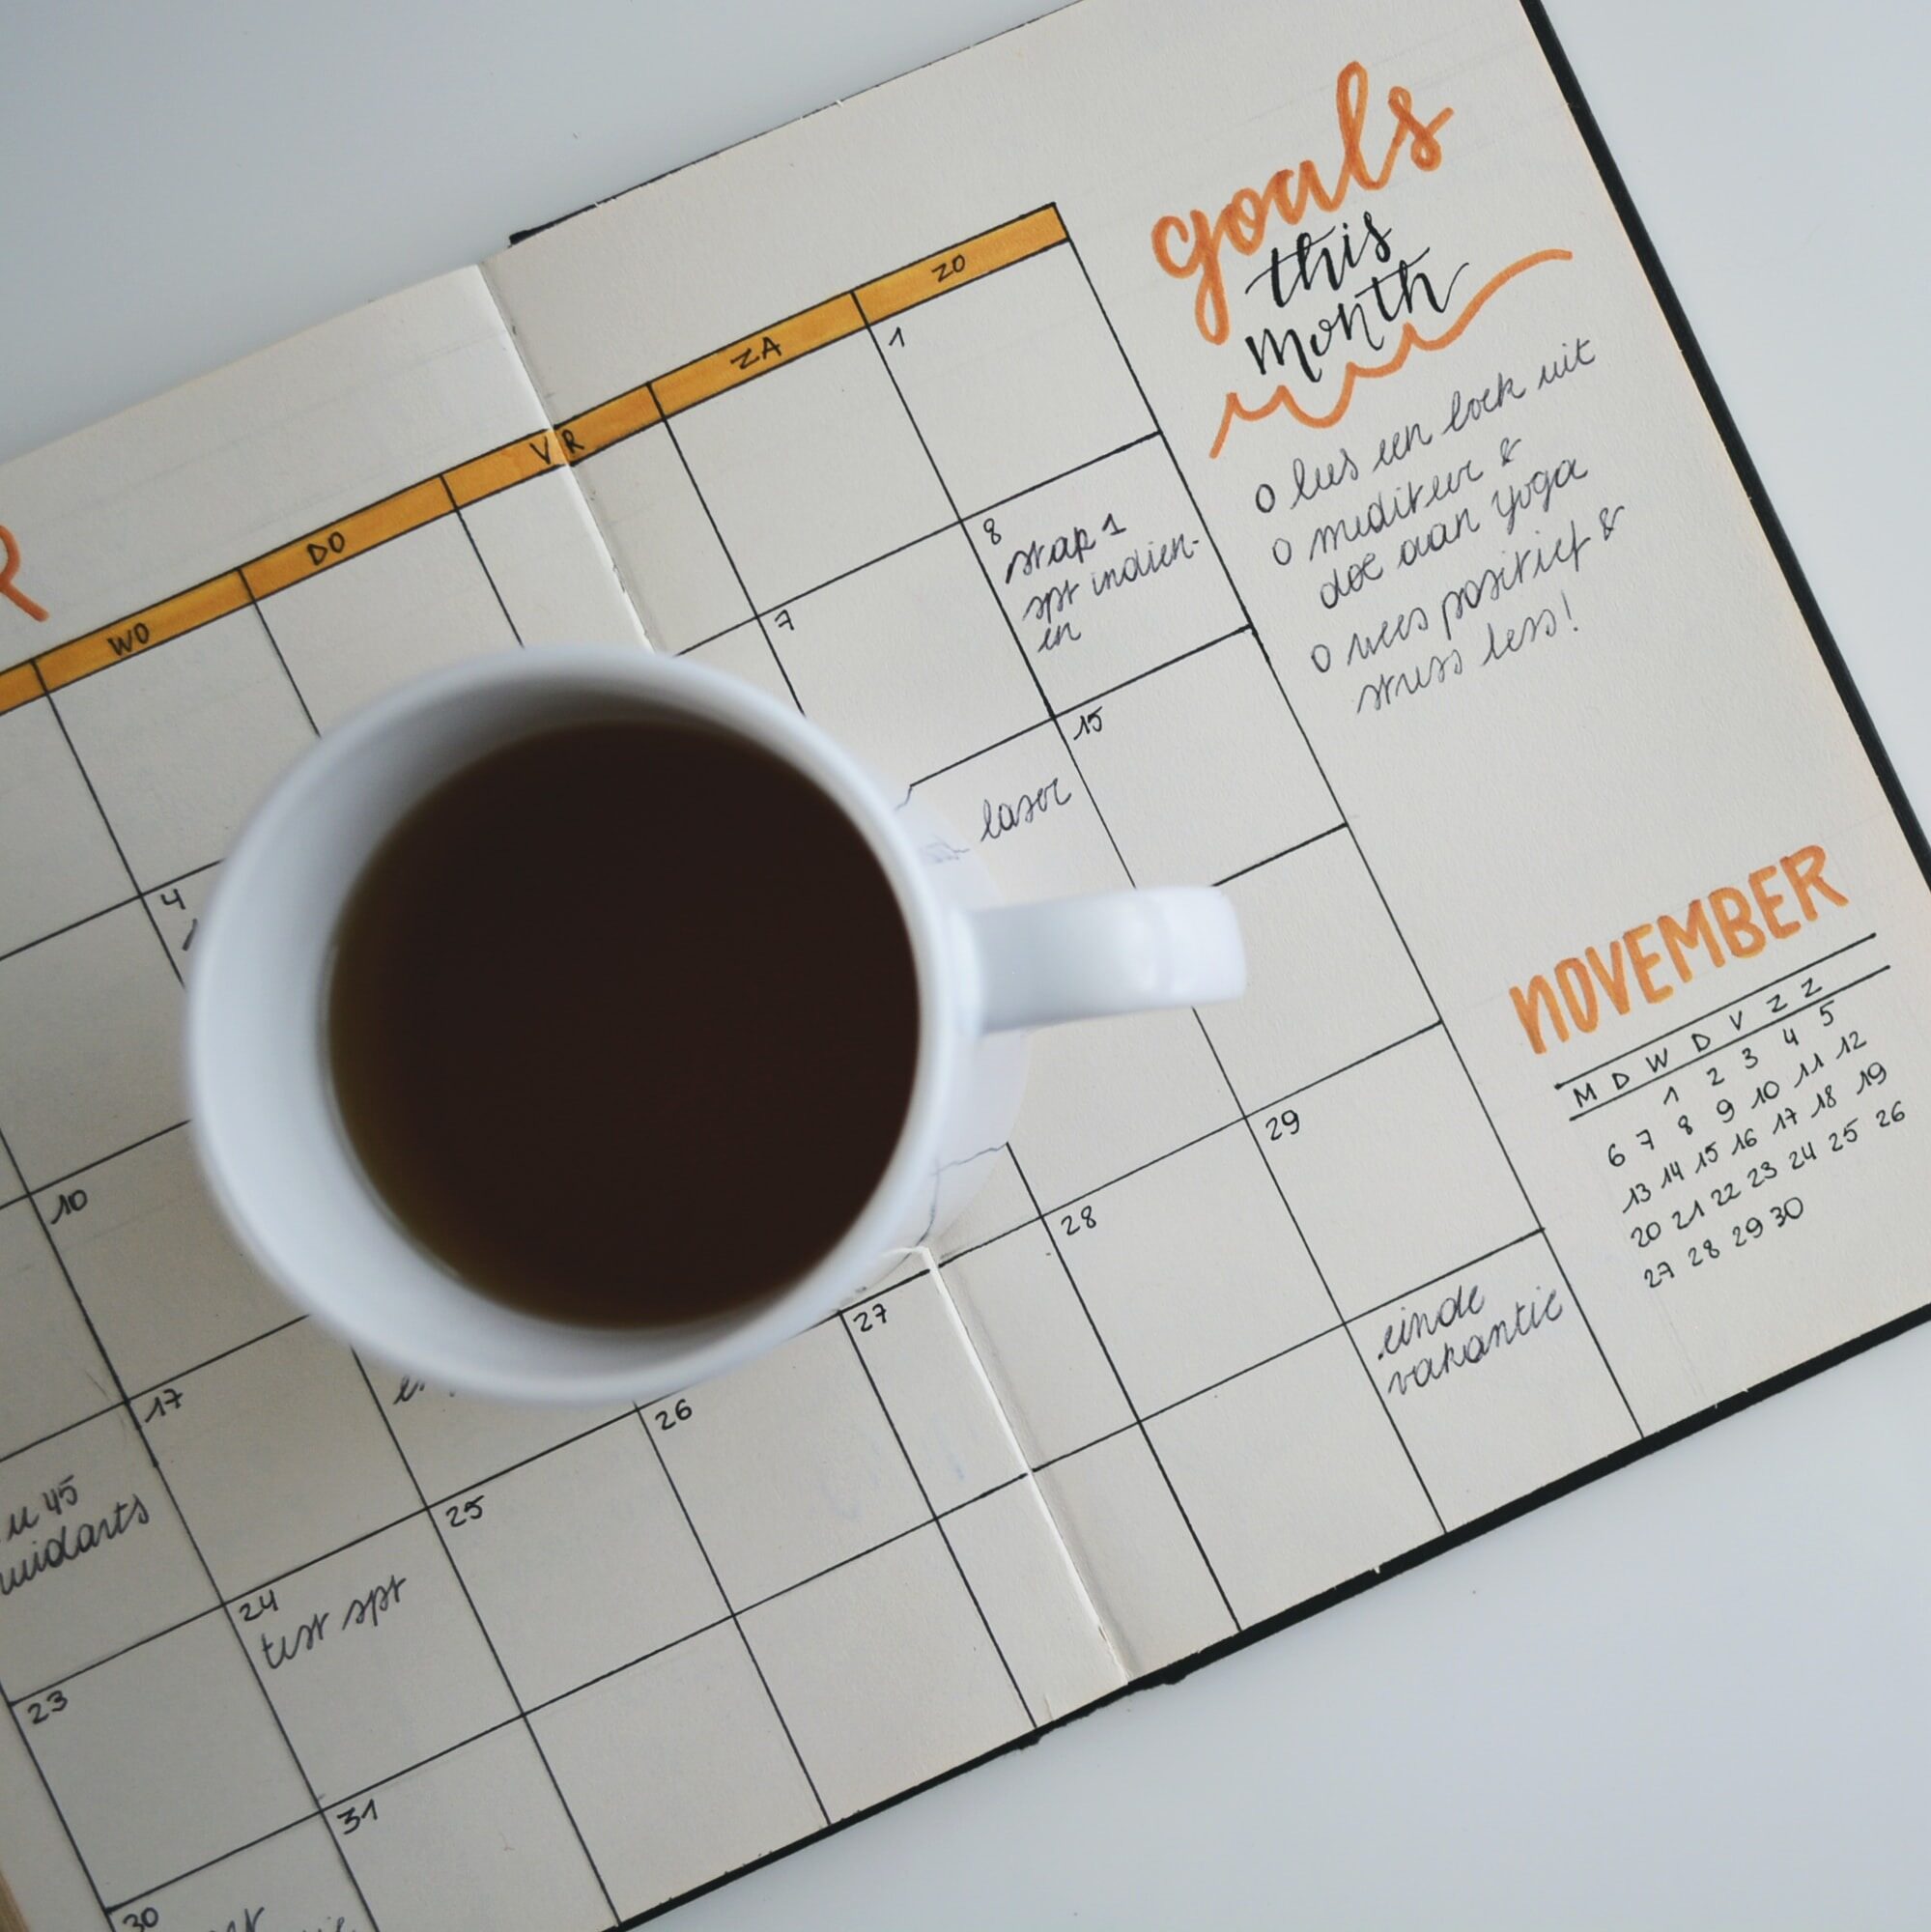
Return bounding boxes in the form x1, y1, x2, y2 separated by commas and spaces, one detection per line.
2, 0, 1929, 1923
0, 260, 1122, 1927
0, 265, 639, 1930
486, 0, 1931, 1722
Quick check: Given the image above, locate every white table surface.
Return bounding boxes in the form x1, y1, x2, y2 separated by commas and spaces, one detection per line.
6, 4, 1928, 1925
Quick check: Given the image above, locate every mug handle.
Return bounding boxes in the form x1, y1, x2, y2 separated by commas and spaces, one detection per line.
964, 888, 1246, 1034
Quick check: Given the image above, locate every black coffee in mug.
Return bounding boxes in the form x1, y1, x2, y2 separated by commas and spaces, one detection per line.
327, 718, 920, 1325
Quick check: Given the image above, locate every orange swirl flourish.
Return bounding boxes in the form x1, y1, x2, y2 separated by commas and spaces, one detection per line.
1207, 247, 1573, 458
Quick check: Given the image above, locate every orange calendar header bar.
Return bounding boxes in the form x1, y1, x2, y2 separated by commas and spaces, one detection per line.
0, 661, 44, 713
243, 478, 452, 600
446, 429, 572, 507
5, 206, 1068, 714
39, 572, 251, 695
857, 207, 1065, 324
653, 295, 866, 418
556, 385, 663, 463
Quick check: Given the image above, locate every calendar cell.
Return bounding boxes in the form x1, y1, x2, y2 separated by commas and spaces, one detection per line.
141, 862, 214, 974
23, 1611, 310, 1906
740, 1523, 1027, 1818
0, 1704, 101, 1929
260, 513, 518, 728
0, 902, 182, 1187
143, 1321, 418, 1598
533, 1622, 822, 1918
458, 465, 649, 648
765, 526, 1045, 791
839, 1267, 1028, 1514
930, 1145, 1036, 1263
1034, 1428, 1234, 1675
39, 1125, 288, 1395
1148, 1330, 1441, 1621
1203, 832, 1436, 1109
937, 1224, 1133, 1468
335, 1722, 611, 1932
912, 723, 1125, 904
0, 1199, 116, 1457
1261, 1030, 1537, 1320
650, 1321, 927, 1606
444, 1417, 726, 1708
1348, 1236, 1637, 1527
968, 438, 1243, 714
376, 1375, 626, 1505
1056, 1124, 1335, 1414
53, 610, 313, 888
1068, 631, 1340, 885
0, 696, 128, 956
576, 422, 752, 649
682, 618, 798, 710
941, 1477, 1124, 1721
874, 242, 1150, 515
0, 1406, 215, 1693
1008, 1003, 1235, 1209
239, 1516, 515, 1802
112, 1817, 367, 1932
671, 330, 951, 611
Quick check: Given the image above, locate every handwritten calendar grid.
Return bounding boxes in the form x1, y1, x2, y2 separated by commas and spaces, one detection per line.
7, 198, 1875, 1927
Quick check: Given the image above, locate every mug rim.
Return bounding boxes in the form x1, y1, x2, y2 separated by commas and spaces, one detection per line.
185, 644, 959, 1402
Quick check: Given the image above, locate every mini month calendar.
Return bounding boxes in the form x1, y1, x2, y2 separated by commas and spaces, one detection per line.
3, 1, 1929, 1925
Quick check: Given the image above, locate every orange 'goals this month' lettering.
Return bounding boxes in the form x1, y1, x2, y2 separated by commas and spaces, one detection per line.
1150, 62, 1453, 348
1508, 846, 1849, 1056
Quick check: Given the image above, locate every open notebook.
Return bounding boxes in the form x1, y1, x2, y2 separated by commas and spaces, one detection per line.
3, 1, 1928, 1924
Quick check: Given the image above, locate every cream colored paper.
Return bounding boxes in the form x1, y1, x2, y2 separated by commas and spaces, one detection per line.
3, 1, 1928, 1924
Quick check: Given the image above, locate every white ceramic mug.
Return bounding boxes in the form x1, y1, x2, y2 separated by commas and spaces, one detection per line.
186, 645, 1245, 1404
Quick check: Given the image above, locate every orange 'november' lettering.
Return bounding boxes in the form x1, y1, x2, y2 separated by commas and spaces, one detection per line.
1659, 902, 1724, 981
1506, 842, 1846, 1057
1748, 865, 1800, 940
1624, 923, 1672, 1005
1510, 977, 1568, 1056
1709, 886, 1766, 959
1780, 845, 1848, 921
1554, 957, 1599, 1035
1585, 942, 1631, 1017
